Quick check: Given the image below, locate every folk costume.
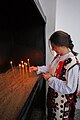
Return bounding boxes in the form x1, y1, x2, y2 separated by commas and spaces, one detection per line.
37, 52, 79, 120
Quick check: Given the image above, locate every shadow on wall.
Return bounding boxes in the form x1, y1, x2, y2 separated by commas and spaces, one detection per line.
13, 46, 45, 66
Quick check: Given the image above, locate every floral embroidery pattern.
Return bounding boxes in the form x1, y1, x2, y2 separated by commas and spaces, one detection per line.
54, 61, 64, 78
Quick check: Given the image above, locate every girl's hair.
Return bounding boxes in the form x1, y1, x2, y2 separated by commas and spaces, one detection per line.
49, 30, 78, 56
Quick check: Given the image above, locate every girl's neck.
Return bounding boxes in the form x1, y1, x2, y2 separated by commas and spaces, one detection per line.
60, 48, 70, 56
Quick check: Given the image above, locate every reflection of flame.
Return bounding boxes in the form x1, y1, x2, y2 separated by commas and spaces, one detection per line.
23, 49, 44, 65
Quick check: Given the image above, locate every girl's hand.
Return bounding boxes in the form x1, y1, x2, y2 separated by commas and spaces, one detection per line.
42, 73, 52, 80
29, 66, 38, 72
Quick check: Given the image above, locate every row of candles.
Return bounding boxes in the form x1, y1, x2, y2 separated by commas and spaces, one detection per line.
10, 59, 30, 78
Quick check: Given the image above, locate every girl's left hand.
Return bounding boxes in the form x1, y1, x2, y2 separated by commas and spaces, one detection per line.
42, 73, 52, 80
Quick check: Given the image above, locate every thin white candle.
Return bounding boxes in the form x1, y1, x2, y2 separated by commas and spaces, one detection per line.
27, 59, 30, 77
22, 64, 24, 79
10, 61, 13, 70
24, 62, 27, 72
10, 61, 16, 78
27, 59, 30, 70
19, 64, 21, 76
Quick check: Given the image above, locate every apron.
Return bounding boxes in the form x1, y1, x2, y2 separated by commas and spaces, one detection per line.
47, 56, 78, 120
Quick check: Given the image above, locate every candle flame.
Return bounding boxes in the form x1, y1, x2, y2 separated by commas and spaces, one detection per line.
27, 59, 29, 61
22, 64, 24, 68
10, 61, 12, 64
24, 62, 27, 65
21, 61, 23, 64
19, 64, 21, 67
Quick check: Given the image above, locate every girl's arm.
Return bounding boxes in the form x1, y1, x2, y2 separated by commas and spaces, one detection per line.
29, 64, 51, 74
47, 65, 79, 94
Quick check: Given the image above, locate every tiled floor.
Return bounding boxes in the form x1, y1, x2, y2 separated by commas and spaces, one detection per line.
74, 109, 80, 120
30, 109, 42, 120
29, 108, 80, 120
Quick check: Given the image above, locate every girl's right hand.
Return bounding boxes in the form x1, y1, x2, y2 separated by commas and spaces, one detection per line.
29, 66, 38, 72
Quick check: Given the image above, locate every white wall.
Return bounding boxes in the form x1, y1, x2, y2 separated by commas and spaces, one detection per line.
39, 0, 80, 63
39, 0, 56, 64
55, 0, 80, 61
39, 0, 80, 109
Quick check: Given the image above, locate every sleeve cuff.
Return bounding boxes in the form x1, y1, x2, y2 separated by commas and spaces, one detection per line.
36, 66, 41, 74
48, 77, 55, 84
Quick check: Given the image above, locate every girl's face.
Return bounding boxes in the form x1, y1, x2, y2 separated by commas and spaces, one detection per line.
51, 43, 63, 55
51, 43, 69, 56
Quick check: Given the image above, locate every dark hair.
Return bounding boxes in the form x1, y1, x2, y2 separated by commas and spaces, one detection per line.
49, 30, 78, 56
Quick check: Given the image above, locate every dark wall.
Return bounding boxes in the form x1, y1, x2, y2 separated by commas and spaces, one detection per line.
0, 0, 46, 72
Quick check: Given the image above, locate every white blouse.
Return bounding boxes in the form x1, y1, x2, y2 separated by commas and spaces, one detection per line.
37, 52, 79, 95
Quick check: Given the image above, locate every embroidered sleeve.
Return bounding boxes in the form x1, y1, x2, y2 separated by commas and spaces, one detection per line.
36, 64, 51, 74
48, 65, 79, 94
37, 54, 59, 74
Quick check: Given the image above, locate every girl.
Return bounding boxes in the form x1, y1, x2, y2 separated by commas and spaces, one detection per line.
29, 31, 79, 120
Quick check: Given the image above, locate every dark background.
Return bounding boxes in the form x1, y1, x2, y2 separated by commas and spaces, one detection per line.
0, 0, 46, 73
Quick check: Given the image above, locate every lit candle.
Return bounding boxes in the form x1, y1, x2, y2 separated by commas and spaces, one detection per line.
10, 61, 16, 78
10, 61, 13, 70
22, 64, 24, 79
19, 64, 21, 76
24, 62, 28, 77
27, 59, 30, 77
24, 62, 27, 73
27, 59, 30, 72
